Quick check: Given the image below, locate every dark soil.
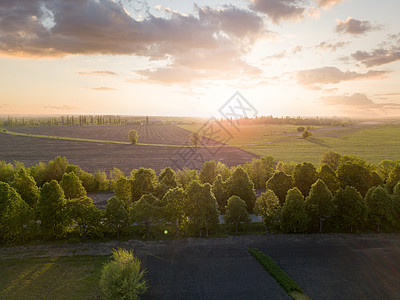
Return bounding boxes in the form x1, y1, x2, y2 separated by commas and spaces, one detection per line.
7, 124, 222, 146
0, 132, 258, 173
1, 234, 399, 300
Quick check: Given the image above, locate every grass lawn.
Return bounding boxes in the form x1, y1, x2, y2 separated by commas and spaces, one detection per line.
0, 255, 109, 299
181, 123, 400, 165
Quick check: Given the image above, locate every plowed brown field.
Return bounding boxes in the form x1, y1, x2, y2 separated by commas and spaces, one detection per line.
0, 125, 258, 173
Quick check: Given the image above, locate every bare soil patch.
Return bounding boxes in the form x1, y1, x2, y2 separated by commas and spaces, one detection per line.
7, 124, 222, 146
0, 132, 258, 173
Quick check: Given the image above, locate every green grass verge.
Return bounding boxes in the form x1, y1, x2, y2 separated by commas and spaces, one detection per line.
0, 255, 109, 299
249, 248, 308, 299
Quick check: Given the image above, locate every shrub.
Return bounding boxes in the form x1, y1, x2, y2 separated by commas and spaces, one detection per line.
100, 249, 148, 300
302, 130, 312, 139
128, 130, 139, 144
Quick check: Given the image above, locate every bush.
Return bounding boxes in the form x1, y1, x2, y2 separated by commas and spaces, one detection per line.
128, 130, 139, 144
297, 126, 305, 132
302, 130, 311, 139
100, 249, 148, 300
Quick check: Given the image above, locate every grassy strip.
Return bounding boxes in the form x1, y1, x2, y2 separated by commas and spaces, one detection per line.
0, 255, 109, 299
0, 128, 231, 148
249, 248, 308, 299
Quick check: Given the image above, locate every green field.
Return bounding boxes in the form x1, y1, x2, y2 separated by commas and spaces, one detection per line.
0, 255, 108, 299
179, 123, 400, 165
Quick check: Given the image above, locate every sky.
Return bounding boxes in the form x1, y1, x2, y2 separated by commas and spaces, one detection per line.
1, 0, 400, 118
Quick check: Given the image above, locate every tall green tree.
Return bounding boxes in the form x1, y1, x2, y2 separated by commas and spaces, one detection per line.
38, 180, 68, 238
60, 172, 87, 199
93, 170, 109, 191
45, 156, 68, 182
376, 160, 397, 183
109, 168, 125, 190
185, 181, 219, 237
0, 182, 31, 243
386, 164, 400, 193
276, 161, 296, 176
113, 177, 133, 206
161, 187, 186, 236
0, 161, 15, 183
305, 179, 334, 232
243, 156, 275, 189
280, 188, 308, 233
364, 186, 392, 231
104, 196, 129, 239
78, 170, 95, 192
176, 168, 199, 188
333, 186, 367, 232
254, 189, 281, 235
131, 168, 158, 202
132, 194, 163, 237
317, 164, 339, 194
320, 151, 341, 170
199, 160, 218, 184
67, 197, 102, 238
226, 166, 256, 212
216, 162, 231, 181
224, 196, 249, 233
11, 168, 39, 207
156, 167, 178, 198
212, 175, 229, 213
337, 162, 373, 196
391, 182, 400, 229
293, 162, 318, 197
266, 171, 294, 204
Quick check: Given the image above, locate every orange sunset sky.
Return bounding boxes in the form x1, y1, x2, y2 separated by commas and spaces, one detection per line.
1, 0, 400, 118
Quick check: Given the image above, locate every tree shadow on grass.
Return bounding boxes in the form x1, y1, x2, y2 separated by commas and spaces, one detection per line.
304, 137, 331, 148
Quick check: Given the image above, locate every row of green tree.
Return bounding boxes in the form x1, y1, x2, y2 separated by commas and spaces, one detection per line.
1, 151, 400, 244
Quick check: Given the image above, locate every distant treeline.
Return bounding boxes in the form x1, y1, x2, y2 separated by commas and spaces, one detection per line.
1, 152, 400, 245
220, 115, 354, 127
0, 115, 179, 127
0, 115, 353, 127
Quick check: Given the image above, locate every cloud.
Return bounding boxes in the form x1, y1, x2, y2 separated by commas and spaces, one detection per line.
321, 93, 400, 110
335, 17, 381, 35
297, 66, 389, 85
350, 33, 400, 67
316, 41, 349, 52
314, 0, 346, 8
250, 0, 305, 23
0, 1, 267, 84
352, 49, 400, 67
90, 87, 116, 91
44, 104, 77, 110
78, 70, 117, 76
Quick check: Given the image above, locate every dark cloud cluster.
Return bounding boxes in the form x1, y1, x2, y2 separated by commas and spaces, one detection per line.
250, 0, 305, 23
0, 0, 267, 83
350, 33, 400, 67
335, 17, 381, 35
297, 66, 388, 85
